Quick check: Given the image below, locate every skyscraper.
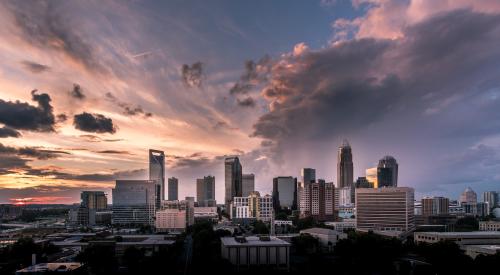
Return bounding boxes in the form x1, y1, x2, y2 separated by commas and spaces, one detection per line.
337, 140, 353, 188
149, 149, 165, 201
460, 187, 477, 205
242, 173, 255, 197
197, 175, 216, 207
225, 156, 242, 211
422, 196, 449, 216
377, 156, 398, 188
272, 176, 298, 212
301, 168, 316, 185
299, 180, 335, 221
168, 177, 178, 201
81, 191, 107, 210
112, 180, 157, 226
483, 191, 498, 210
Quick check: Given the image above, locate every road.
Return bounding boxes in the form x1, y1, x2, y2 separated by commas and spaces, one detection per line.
180, 235, 193, 275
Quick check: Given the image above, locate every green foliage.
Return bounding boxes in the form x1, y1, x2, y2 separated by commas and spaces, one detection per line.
295, 216, 317, 230
252, 220, 269, 234
292, 234, 319, 255
75, 245, 117, 274
414, 241, 474, 274
0, 237, 61, 274
455, 216, 479, 232
17, 208, 69, 222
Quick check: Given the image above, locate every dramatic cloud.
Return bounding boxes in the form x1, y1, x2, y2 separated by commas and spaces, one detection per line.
237, 96, 256, 108
0, 126, 21, 138
96, 150, 133, 155
0, 90, 55, 132
20, 60, 50, 73
73, 112, 117, 134
6, 1, 106, 73
69, 83, 85, 100
181, 62, 204, 88
105, 93, 152, 117
0, 143, 69, 160
229, 56, 271, 95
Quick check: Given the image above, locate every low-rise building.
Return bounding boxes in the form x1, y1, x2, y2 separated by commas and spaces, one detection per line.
194, 207, 218, 222
466, 245, 500, 259
299, 227, 347, 250
155, 209, 186, 232
414, 231, 500, 246
231, 192, 273, 223
15, 262, 84, 274
324, 220, 356, 232
220, 236, 291, 270
479, 220, 500, 231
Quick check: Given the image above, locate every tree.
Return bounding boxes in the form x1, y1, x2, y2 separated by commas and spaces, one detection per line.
122, 247, 144, 273
414, 241, 474, 275
76, 245, 117, 274
292, 234, 319, 255
455, 216, 479, 232
252, 220, 269, 234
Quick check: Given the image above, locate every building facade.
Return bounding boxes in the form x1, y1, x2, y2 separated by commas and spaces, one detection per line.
422, 197, 449, 216
377, 156, 398, 188
272, 176, 298, 212
167, 177, 178, 201
299, 180, 335, 221
112, 180, 157, 226
242, 173, 255, 197
356, 187, 415, 233
231, 191, 273, 222
149, 149, 165, 202
337, 140, 353, 188
301, 168, 316, 185
225, 156, 243, 211
460, 187, 477, 205
81, 191, 107, 210
483, 191, 498, 210
196, 175, 216, 207
155, 209, 187, 232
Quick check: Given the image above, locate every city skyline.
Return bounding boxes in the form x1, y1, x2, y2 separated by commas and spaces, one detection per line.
2, 1, 500, 204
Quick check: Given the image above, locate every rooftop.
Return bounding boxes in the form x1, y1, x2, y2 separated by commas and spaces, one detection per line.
221, 236, 291, 247
16, 263, 82, 273
415, 231, 500, 237
300, 227, 343, 236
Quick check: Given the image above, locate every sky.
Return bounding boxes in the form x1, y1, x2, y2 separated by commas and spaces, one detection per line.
1, 0, 500, 205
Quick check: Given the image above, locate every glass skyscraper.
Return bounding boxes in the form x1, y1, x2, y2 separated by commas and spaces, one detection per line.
377, 156, 398, 188
337, 140, 353, 188
225, 156, 242, 211
149, 149, 165, 201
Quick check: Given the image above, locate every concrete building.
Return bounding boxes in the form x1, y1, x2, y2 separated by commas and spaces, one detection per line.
149, 149, 165, 201
414, 231, 500, 246
483, 191, 498, 211
422, 197, 449, 216
112, 180, 157, 226
324, 220, 356, 232
460, 187, 477, 205
231, 191, 273, 222
337, 186, 354, 207
68, 207, 95, 226
81, 191, 107, 210
479, 221, 500, 231
300, 227, 347, 250
225, 157, 243, 211
162, 199, 194, 227
377, 156, 398, 188
167, 177, 178, 201
194, 207, 218, 222
155, 209, 186, 232
220, 236, 291, 270
196, 175, 216, 207
356, 187, 415, 233
337, 140, 353, 188
272, 176, 298, 212
299, 180, 335, 221
242, 174, 255, 197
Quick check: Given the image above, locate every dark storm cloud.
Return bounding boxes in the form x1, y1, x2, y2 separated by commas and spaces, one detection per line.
252, 10, 500, 146
0, 126, 21, 138
95, 150, 133, 155
181, 62, 204, 88
23, 167, 146, 182
73, 112, 117, 134
20, 60, 50, 73
212, 120, 238, 131
229, 55, 271, 95
237, 96, 256, 108
6, 1, 106, 73
69, 84, 85, 100
0, 90, 55, 132
105, 92, 152, 118
0, 143, 70, 160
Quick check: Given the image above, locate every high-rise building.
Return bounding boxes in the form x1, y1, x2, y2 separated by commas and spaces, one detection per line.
460, 187, 478, 205
225, 156, 242, 211
168, 177, 178, 201
149, 149, 165, 201
272, 177, 298, 212
299, 180, 335, 221
355, 177, 373, 189
301, 168, 316, 185
365, 167, 378, 188
356, 187, 414, 233
422, 197, 449, 216
337, 140, 353, 188
231, 191, 273, 222
196, 175, 216, 207
112, 180, 157, 226
483, 191, 498, 210
377, 156, 398, 188
81, 191, 107, 210
242, 173, 255, 197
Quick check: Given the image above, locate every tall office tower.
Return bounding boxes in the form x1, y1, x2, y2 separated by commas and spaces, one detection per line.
483, 191, 498, 210
301, 168, 316, 185
356, 187, 415, 233
337, 140, 354, 188
112, 180, 157, 226
242, 173, 255, 197
377, 156, 398, 188
272, 177, 298, 212
365, 167, 378, 188
422, 197, 449, 216
196, 175, 216, 207
149, 149, 165, 201
460, 187, 477, 205
355, 177, 372, 189
225, 156, 242, 211
299, 180, 335, 222
168, 177, 178, 201
81, 191, 107, 210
